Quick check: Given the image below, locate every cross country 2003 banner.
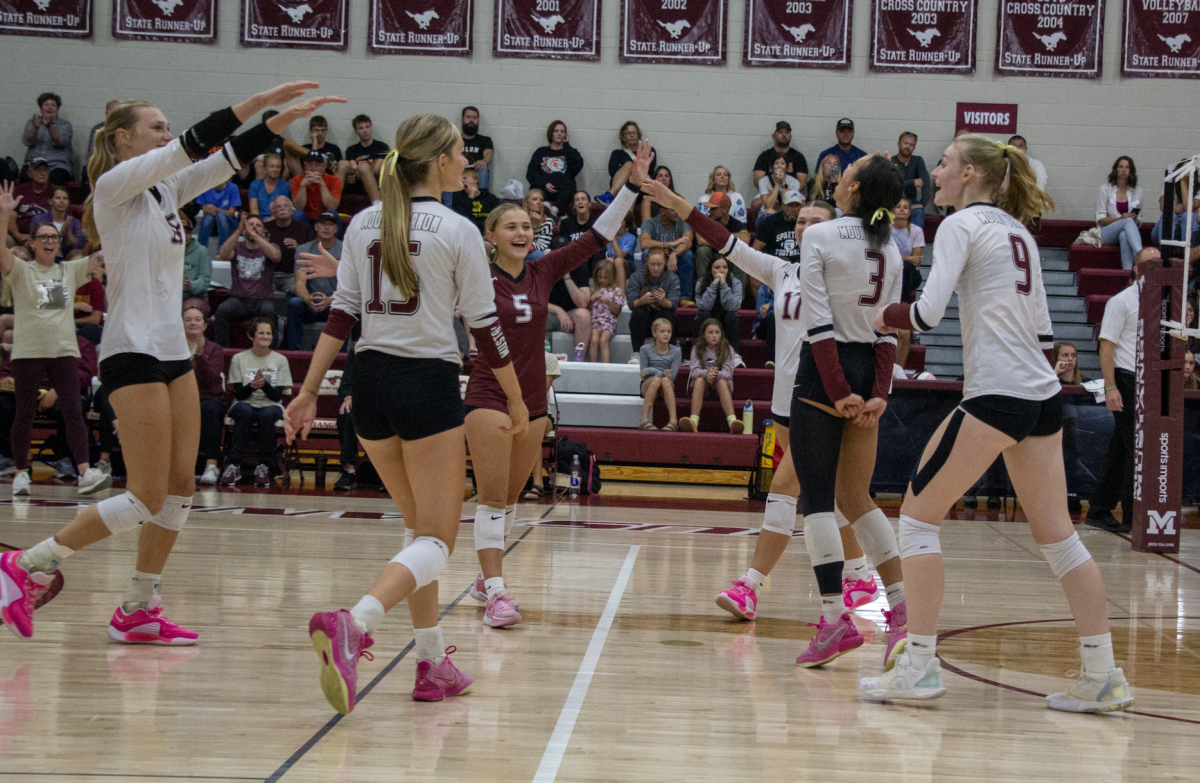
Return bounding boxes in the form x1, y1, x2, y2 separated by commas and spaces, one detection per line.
1122, 0, 1200, 78
495, 0, 600, 59
241, 0, 347, 49
370, 0, 471, 55
113, 0, 216, 42
0, 0, 91, 38
995, 0, 1104, 77
744, 0, 852, 68
621, 0, 727, 65
870, 0, 976, 73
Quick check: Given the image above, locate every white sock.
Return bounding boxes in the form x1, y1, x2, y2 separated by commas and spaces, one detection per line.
907, 633, 938, 672
18, 537, 74, 574
415, 626, 445, 665
885, 581, 905, 606
1079, 633, 1116, 674
820, 595, 841, 621
122, 570, 161, 612
743, 568, 767, 591
843, 556, 869, 581
485, 576, 506, 599
350, 595, 385, 636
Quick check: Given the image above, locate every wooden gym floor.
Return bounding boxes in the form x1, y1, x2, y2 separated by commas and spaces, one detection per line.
1, 482, 1198, 782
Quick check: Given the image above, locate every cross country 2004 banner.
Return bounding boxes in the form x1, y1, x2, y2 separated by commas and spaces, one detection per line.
0, 0, 92, 38
1122, 0, 1200, 78
495, 0, 600, 59
870, 0, 976, 73
113, 0, 216, 42
995, 0, 1104, 77
744, 0, 852, 68
241, 0, 347, 49
370, 0, 471, 55
621, 0, 727, 65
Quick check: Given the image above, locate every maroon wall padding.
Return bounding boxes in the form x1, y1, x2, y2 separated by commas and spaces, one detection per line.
221, 348, 346, 379
1069, 244, 1121, 272
558, 426, 760, 467
1077, 269, 1131, 298
905, 344, 926, 373
677, 338, 769, 368
921, 214, 943, 245
924, 217, 1102, 249
339, 193, 372, 217
1086, 294, 1112, 324
655, 399, 775, 433
676, 307, 758, 337
671, 367, 774, 400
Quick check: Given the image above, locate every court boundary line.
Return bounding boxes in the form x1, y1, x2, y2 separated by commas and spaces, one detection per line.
0, 775, 262, 781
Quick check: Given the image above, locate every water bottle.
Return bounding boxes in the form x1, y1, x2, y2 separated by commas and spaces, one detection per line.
570, 454, 581, 500
742, 400, 754, 433
574, 342, 585, 362
314, 454, 327, 489
544, 335, 552, 353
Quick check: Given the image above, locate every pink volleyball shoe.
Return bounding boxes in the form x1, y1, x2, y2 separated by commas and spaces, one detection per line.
716, 578, 758, 621
483, 592, 522, 628
882, 600, 908, 672
412, 646, 473, 702
107, 596, 199, 646
1, 550, 52, 640
309, 609, 375, 715
843, 575, 879, 610
469, 573, 487, 603
796, 613, 864, 668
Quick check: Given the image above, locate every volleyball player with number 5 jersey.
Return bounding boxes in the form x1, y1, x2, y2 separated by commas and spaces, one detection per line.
285, 114, 528, 715
860, 135, 1135, 713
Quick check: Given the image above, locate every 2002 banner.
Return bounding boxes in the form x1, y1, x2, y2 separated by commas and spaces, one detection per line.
621, 0, 727, 65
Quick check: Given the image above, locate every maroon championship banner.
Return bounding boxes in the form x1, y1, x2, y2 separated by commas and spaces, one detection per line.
620, 0, 727, 65
0, 0, 92, 38
995, 0, 1104, 78
744, 0, 852, 68
369, 0, 471, 55
870, 0, 976, 73
494, 0, 600, 59
113, 0, 216, 42
241, 0, 346, 49
1122, 0, 1200, 78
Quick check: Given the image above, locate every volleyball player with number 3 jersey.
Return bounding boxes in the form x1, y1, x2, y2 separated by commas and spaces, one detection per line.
285, 115, 528, 715
860, 135, 1135, 713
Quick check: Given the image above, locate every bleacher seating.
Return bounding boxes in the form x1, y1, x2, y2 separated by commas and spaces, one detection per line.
1076, 269, 1131, 299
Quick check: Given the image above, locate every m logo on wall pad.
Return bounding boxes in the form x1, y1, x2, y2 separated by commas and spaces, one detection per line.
1147, 510, 1176, 536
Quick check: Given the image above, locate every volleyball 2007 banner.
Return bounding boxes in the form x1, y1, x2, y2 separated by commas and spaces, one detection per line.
870, 0, 976, 73
0, 0, 91, 38
370, 0, 472, 55
743, 0, 852, 68
495, 0, 600, 60
240, 0, 347, 50
1122, 0, 1200, 78
113, 0, 216, 42
620, 0, 727, 65
995, 0, 1104, 78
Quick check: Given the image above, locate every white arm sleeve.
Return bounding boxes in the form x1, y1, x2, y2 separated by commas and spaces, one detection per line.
330, 220, 365, 318
592, 185, 638, 240
798, 229, 834, 343
455, 232, 501, 330
94, 139, 197, 207
721, 236, 788, 285
167, 144, 240, 207
910, 218, 969, 333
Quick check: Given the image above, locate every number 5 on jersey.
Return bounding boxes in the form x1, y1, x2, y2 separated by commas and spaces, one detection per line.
366, 240, 421, 314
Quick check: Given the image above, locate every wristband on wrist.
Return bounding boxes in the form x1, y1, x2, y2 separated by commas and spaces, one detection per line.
1105, 385, 1117, 391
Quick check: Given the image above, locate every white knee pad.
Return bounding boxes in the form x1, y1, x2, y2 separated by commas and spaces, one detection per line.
803, 512, 844, 567
835, 507, 852, 528
97, 492, 152, 535
390, 536, 449, 589
898, 515, 942, 559
1041, 533, 1092, 579
148, 495, 193, 532
403, 528, 414, 550
852, 508, 900, 565
474, 505, 505, 551
762, 493, 798, 537
504, 504, 517, 538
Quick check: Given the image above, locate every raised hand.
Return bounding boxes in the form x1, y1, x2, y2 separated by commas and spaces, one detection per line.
632, 140, 654, 187
296, 244, 340, 279
0, 181, 23, 215
266, 95, 348, 135
255, 81, 322, 108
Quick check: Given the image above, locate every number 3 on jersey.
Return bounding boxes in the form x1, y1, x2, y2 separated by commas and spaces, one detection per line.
366, 240, 421, 314
859, 250, 885, 306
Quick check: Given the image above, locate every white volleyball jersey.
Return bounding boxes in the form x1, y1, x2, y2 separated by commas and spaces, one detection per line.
332, 198, 501, 364
1098, 280, 1141, 373
908, 203, 1059, 401
95, 138, 239, 363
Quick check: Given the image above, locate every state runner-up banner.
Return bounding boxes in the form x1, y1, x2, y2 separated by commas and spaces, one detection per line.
495, 0, 600, 59
370, 0, 472, 55
620, 0, 727, 65
744, 0, 852, 68
1122, 0, 1200, 78
241, 0, 347, 50
995, 0, 1104, 78
0, 0, 92, 38
870, 0, 976, 73
113, 0, 216, 42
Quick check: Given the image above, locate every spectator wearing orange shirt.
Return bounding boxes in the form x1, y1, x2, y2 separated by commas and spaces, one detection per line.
290, 151, 341, 221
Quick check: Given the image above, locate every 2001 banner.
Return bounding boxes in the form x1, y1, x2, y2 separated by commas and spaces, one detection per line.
241, 0, 346, 50
744, 0, 852, 68
495, 0, 600, 59
0, 0, 92, 38
1122, 0, 1200, 78
995, 0, 1104, 78
113, 0, 216, 43
621, 0, 727, 65
870, 0, 976, 73
370, 0, 472, 55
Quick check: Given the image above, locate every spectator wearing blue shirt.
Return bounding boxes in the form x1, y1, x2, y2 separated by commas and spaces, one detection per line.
195, 180, 241, 249
755, 284, 775, 366
606, 210, 639, 279
248, 154, 292, 217
816, 118, 866, 177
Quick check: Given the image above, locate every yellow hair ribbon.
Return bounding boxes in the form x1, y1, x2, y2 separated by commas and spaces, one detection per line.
383, 149, 400, 178
870, 208, 895, 225
995, 141, 1018, 157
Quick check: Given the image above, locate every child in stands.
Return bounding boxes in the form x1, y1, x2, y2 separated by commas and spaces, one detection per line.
589, 259, 625, 363
638, 317, 680, 431
682, 318, 741, 433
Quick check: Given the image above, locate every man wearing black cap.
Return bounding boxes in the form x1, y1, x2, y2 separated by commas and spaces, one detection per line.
753, 121, 808, 196
8, 159, 53, 245
290, 150, 342, 222
287, 210, 342, 350
817, 118, 866, 176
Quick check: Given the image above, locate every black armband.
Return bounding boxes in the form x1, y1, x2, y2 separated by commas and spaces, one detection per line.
261, 382, 284, 403
181, 107, 242, 162
229, 123, 278, 170
232, 383, 254, 401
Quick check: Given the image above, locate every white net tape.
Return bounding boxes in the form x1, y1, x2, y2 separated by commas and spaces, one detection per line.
1161, 154, 1198, 341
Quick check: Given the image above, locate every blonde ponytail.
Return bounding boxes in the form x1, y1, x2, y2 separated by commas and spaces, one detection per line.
952, 134, 1055, 226
82, 100, 152, 246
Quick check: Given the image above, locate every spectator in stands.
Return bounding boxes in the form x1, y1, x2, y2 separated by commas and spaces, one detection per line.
546, 249, 593, 357
526, 120, 583, 216
264, 195, 316, 294
639, 199, 695, 304
694, 192, 751, 289
195, 179, 241, 250
524, 189, 555, 257
682, 318, 740, 434
29, 185, 85, 255
606, 122, 658, 202
333, 342, 359, 492
1096, 156, 1143, 270
1152, 175, 1200, 263
344, 114, 388, 202
215, 214, 280, 347
755, 283, 775, 366
8, 159, 53, 245
817, 118, 866, 176
638, 317, 681, 431
21, 93, 73, 186
283, 115, 343, 180
73, 252, 105, 346
287, 211, 341, 350
1185, 350, 1199, 390
626, 247, 680, 352
756, 154, 801, 217
588, 259, 625, 363
697, 166, 747, 223
894, 132, 930, 227
254, 109, 286, 181
1054, 339, 1089, 515
752, 121, 808, 199
560, 190, 605, 274
34, 333, 96, 482
1052, 341, 1086, 384
1008, 136, 1047, 190
807, 154, 840, 206
221, 317, 292, 487
694, 255, 743, 356
451, 169, 499, 234
184, 303, 225, 485
641, 166, 676, 224
606, 210, 638, 279
754, 191, 803, 264
248, 154, 292, 217
181, 214, 212, 299
291, 151, 342, 222
460, 107, 494, 192
892, 197, 926, 368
